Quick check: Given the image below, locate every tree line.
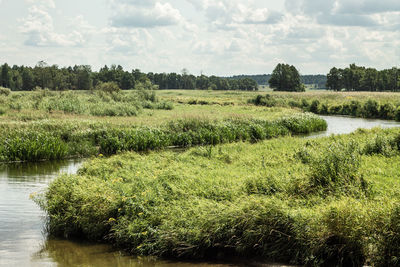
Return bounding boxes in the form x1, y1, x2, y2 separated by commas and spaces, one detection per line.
228, 74, 327, 88
327, 64, 400, 91
0, 62, 258, 91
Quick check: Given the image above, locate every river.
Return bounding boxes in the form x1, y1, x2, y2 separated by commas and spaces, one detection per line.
1, 116, 400, 266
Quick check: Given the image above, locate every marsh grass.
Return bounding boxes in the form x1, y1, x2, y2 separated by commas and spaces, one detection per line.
38, 128, 400, 266
0, 114, 326, 162
1, 89, 173, 117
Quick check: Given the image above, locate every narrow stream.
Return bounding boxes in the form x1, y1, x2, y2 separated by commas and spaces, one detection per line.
1, 116, 400, 266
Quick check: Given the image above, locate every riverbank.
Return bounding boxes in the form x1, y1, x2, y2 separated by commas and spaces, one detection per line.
39, 127, 400, 266
250, 92, 400, 121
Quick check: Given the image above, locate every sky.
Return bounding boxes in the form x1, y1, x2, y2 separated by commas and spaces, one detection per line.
0, 0, 399, 76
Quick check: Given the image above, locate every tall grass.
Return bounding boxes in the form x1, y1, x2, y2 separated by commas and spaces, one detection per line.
97, 114, 326, 155
37, 128, 400, 266
0, 114, 326, 162
0, 130, 67, 161
2, 88, 173, 117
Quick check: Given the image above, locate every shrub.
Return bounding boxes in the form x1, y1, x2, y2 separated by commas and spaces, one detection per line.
309, 100, 320, 113
301, 99, 309, 109
134, 80, 158, 91
328, 104, 342, 115
379, 103, 396, 120
0, 87, 11, 96
252, 94, 277, 107
349, 100, 362, 116
395, 107, 400, 121
363, 99, 379, 118
95, 82, 121, 94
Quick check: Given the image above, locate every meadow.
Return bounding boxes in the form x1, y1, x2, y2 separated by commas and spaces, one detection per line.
157, 89, 400, 121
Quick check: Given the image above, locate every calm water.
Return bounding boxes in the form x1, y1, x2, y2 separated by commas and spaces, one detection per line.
1, 116, 400, 267
307, 115, 400, 138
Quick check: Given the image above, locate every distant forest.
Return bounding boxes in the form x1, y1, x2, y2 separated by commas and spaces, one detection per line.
326, 64, 400, 91
228, 74, 327, 89
0, 62, 258, 91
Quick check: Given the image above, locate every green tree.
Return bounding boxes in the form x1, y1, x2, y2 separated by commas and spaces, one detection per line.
360, 68, 378, 91
21, 68, 35, 90
1, 63, 11, 88
76, 65, 92, 90
326, 67, 342, 91
269, 63, 304, 92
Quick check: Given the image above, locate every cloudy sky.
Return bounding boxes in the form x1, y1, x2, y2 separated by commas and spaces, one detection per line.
0, 0, 399, 75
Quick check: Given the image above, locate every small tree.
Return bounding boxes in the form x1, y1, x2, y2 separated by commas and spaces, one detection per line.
326, 67, 342, 91
269, 63, 304, 92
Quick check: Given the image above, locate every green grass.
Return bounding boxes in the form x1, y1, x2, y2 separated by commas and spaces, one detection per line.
156, 89, 400, 120
0, 113, 326, 162
0, 89, 172, 117
0, 90, 325, 162
38, 127, 400, 266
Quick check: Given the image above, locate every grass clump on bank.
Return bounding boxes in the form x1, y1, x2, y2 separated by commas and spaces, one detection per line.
0, 113, 326, 162
38, 128, 400, 266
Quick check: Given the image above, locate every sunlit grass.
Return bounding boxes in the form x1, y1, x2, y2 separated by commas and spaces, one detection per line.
39, 127, 400, 266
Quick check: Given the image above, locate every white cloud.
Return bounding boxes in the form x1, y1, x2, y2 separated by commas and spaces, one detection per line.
186, 0, 283, 30
285, 0, 400, 27
110, 1, 183, 28
335, 0, 400, 14
26, 0, 55, 9
20, 4, 94, 47
2, 0, 399, 75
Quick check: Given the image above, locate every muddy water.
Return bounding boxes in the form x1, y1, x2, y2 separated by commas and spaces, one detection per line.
1, 116, 399, 266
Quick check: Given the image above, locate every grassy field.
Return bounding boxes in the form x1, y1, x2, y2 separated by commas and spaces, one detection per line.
0, 90, 326, 162
157, 90, 400, 121
39, 127, 400, 266
157, 89, 400, 106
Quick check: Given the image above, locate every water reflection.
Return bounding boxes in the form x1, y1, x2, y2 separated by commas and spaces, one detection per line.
0, 160, 82, 267
308, 115, 400, 138
33, 239, 243, 267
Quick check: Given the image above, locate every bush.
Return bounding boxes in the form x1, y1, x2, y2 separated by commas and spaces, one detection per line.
363, 99, 379, 118
252, 94, 277, 107
0, 87, 11, 96
309, 99, 320, 113
95, 82, 121, 94
349, 100, 362, 116
379, 103, 396, 119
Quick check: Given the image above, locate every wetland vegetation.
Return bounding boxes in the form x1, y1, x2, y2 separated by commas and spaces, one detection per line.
2, 81, 400, 266
38, 128, 400, 266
